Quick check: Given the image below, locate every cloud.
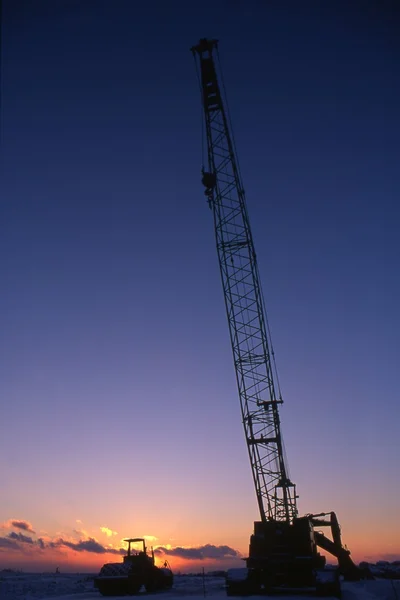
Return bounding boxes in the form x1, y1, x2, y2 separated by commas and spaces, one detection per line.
73, 528, 90, 538
8, 532, 34, 545
2, 519, 35, 534
0, 529, 241, 566
0, 531, 123, 558
155, 544, 240, 561
0, 537, 20, 550
100, 527, 118, 537
0, 532, 37, 552
60, 537, 123, 555
62, 538, 108, 554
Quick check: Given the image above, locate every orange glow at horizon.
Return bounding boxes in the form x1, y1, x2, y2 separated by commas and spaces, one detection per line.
1, 535, 399, 574
0, 546, 244, 574
1, 508, 398, 574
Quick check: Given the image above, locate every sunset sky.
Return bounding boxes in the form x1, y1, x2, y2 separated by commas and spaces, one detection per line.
1, 0, 399, 573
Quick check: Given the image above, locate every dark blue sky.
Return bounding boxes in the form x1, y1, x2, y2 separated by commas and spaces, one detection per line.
1, 0, 399, 567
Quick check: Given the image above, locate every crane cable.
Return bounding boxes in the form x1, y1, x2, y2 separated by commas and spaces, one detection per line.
216, 46, 259, 409
193, 54, 206, 172
217, 45, 284, 405
197, 43, 288, 509
216, 46, 244, 188
217, 45, 289, 487
213, 49, 267, 506
217, 46, 279, 412
216, 47, 282, 504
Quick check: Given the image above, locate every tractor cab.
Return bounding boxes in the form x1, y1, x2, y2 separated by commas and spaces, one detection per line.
123, 538, 155, 566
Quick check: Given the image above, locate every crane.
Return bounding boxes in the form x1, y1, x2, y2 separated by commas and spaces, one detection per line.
191, 37, 297, 527
191, 39, 365, 596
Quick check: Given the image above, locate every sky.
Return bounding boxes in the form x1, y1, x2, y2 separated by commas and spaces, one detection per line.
1, 0, 399, 574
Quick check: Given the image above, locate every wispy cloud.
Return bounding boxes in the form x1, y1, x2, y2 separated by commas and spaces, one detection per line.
0, 526, 241, 566
2, 519, 36, 534
0, 537, 20, 550
0, 532, 123, 556
0, 532, 39, 553
100, 527, 118, 537
8, 532, 34, 545
155, 544, 241, 560
62, 538, 122, 555
73, 528, 90, 538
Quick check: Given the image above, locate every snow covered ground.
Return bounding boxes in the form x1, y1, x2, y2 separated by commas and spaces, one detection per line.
0, 572, 399, 600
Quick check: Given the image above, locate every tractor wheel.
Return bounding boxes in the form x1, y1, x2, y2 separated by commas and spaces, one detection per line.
127, 576, 142, 595
145, 579, 158, 593
145, 572, 162, 593
157, 567, 173, 590
162, 574, 173, 590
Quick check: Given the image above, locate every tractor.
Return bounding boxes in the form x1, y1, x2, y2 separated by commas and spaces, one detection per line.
94, 537, 173, 596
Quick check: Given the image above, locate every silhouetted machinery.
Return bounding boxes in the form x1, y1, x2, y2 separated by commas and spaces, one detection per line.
94, 537, 173, 596
191, 39, 369, 596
